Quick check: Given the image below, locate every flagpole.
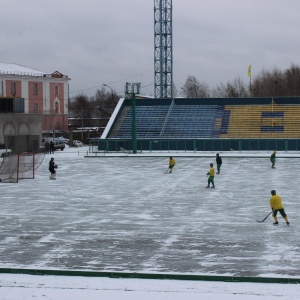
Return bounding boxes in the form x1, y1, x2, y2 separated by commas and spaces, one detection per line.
248, 65, 252, 93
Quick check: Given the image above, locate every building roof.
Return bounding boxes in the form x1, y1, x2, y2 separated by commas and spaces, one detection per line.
0, 63, 45, 76
0, 63, 70, 79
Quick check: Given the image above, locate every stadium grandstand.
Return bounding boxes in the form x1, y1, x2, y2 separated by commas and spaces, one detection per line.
95, 97, 300, 152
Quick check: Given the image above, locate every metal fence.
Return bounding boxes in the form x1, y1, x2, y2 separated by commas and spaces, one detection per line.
89, 138, 300, 153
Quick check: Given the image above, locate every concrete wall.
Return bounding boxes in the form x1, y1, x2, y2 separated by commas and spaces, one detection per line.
0, 113, 42, 146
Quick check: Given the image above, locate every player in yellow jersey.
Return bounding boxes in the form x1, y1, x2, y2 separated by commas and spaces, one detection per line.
206, 163, 215, 188
168, 157, 176, 173
270, 190, 289, 225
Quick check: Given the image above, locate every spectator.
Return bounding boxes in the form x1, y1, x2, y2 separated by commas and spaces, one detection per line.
49, 141, 55, 154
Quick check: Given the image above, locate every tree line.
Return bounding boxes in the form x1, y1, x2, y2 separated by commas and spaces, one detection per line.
180, 64, 300, 98
69, 64, 300, 115
68, 87, 119, 121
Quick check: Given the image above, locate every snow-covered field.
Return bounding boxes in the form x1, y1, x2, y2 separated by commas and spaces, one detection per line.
1, 272, 300, 300
0, 147, 300, 299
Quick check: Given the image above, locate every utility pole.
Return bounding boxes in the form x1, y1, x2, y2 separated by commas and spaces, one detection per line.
125, 82, 141, 154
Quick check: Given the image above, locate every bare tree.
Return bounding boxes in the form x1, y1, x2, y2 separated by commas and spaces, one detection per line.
92, 88, 119, 116
251, 68, 285, 97
181, 75, 210, 98
212, 78, 249, 98
211, 82, 227, 98
284, 64, 300, 96
71, 94, 91, 119
69, 94, 92, 141
180, 64, 300, 99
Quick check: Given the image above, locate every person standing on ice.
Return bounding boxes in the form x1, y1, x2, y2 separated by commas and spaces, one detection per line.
206, 163, 215, 188
216, 153, 222, 174
270, 150, 276, 169
168, 156, 176, 173
49, 141, 55, 154
49, 157, 57, 180
270, 190, 289, 225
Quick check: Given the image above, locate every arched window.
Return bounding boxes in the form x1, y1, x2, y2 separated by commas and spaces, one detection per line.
54, 84, 59, 96
55, 102, 59, 114
11, 82, 16, 96
33, 103, 38, 113
33, 83, 38, 95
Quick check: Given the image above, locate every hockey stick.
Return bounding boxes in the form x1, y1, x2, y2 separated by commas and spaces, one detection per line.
164, 168, 170, 174
256, 211, 272, 223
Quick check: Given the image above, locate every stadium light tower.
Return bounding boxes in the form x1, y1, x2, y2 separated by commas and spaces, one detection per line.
154, 0, 173, 99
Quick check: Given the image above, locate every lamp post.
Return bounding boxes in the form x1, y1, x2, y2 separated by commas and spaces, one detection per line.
180, 87, 189, 98
125, 82, 141, 154
81, 108, 84, 142
103, 84, 113, 100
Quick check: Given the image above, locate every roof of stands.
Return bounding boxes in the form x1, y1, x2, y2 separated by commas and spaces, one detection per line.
123, 97, 300, 106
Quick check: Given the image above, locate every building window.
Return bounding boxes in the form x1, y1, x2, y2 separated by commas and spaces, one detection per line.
54, 84, 59, 95
55, 102, 59, 114
11, 82, 16, 96
33, 83, 38, 95
33, 103, 38, 113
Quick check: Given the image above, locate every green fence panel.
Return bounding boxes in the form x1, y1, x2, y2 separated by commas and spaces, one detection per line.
168, 140, 178, 151
229, 139, 239, 151
259, 140, 268, 150
276, 139, 285, 151
249, 139, 259, 151
288, 139, 297, 151
151, 140, 161, 151
267, 139, 277, 151
185, 140, 195, 151
94, 139, 300, 152
212, 139, 222, 151
240, 139, 247, 151
195, 140, 204, 151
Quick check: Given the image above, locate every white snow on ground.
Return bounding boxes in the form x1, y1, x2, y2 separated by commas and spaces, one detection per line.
1, 273, 300, 300
1, 146, 300, 299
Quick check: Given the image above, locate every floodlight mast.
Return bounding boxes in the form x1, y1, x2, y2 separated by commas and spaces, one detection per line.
154, 0, 173, 99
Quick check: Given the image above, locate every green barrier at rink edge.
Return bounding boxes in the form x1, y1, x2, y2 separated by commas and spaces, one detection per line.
92, 138, 300, 152
0, 268, 299, 284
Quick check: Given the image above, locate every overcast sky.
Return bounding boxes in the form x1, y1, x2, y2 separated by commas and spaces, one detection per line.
1, 0, 300, 98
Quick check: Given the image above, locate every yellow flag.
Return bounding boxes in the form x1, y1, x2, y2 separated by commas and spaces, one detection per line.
248, 65, 251, 77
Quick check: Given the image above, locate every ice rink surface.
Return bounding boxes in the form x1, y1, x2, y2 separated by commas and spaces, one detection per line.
0, 148, 300, 278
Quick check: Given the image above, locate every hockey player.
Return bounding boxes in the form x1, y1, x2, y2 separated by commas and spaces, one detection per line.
206, 163, 215, 188
216, 153, 222, 174
49, 157, 57, 180
270, 190, 289, 225
270, 150, 276, 169
168, 157, 176, 173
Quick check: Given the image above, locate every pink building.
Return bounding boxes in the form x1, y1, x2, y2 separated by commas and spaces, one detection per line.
0, 63, 70, 134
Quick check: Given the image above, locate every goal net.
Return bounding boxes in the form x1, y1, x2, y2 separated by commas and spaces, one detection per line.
0, 133, 46, 183
0, 152, 35, 183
